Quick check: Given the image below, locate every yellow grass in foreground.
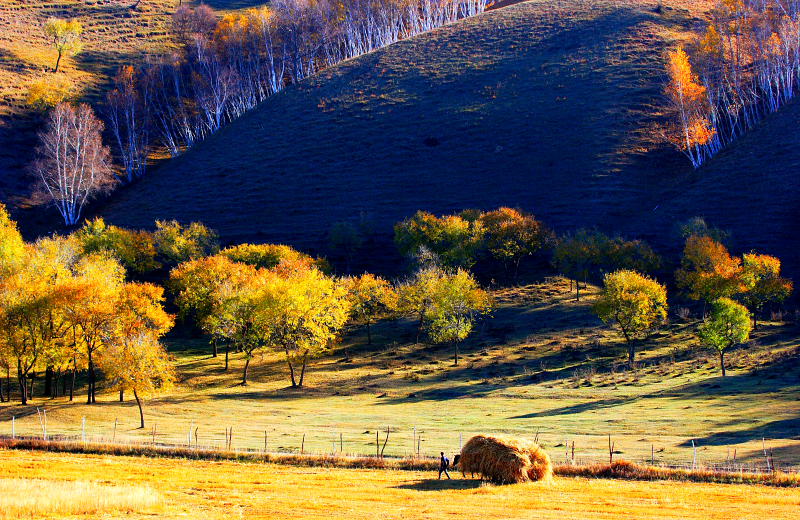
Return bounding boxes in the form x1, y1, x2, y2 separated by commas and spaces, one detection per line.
1, 449, 798, 520
0, 477, 159, 519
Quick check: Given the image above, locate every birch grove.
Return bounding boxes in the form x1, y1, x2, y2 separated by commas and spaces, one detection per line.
666, 0, 800, 168
31, 103, 116, 226
128, 0, 488, 159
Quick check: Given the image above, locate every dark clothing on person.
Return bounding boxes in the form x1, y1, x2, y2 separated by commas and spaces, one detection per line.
439, 454, 451, 480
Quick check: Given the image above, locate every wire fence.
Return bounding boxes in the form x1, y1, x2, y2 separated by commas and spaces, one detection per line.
4, 411, 798, 476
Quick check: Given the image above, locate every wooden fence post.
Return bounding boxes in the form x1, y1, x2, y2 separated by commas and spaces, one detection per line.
81, 417, 86, 443
691, 439, 697, 470
300, 433, 305, 454
113, 418, 118, 443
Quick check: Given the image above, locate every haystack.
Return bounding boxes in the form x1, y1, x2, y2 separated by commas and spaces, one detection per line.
457, 435, 552, 484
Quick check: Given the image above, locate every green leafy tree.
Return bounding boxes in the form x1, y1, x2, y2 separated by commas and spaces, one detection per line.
394, 211, 482, 268
698, 298, 752, 376
220, 243, 326, 271
594, 270, 668, 367
44, 18, 83, 72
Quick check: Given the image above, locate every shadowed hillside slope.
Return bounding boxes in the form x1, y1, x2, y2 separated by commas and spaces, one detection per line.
99, 0, 798, 269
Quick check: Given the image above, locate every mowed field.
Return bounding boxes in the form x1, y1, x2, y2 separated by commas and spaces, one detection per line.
95, 0, 800, 275
1, 449, 799, 520
3, 280, 798, 467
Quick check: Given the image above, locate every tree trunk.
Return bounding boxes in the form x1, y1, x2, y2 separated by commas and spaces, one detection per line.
366, 320, 372, 345
5, 366, 10, 403
719, 350, 726, 377
119, 390, 124, 402
134, 388, 145, 429
44, 366, 53, 398
286, 353, 297, 387
242, 356, 251, 385
69, 361, 76, 402
0, 372, 5, 402
224, 343, 229, 371
454, 342, 459, 366
576, 279, 580, 301
54, 51, 62, 73
298, 351, 309, 387
87, 351, 95, 404
212, 338, 218, 358
627, 340, 636, 369
18, 359, 27, 405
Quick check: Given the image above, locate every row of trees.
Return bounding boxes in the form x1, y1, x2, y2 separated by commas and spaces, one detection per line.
594, 269, 753, 376
665, 0, 800, 167
170, 254, 492, 385
592, 231, 792, 375
395, 207, 554, 274
0, 205, 174, 427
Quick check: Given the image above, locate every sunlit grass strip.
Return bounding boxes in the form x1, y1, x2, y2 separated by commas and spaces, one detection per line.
554, 460, 800, 487
3, 438, 798, 487
0, 477, 159, 519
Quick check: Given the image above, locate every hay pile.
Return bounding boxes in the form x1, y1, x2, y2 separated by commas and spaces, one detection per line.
457, 435, 552, 484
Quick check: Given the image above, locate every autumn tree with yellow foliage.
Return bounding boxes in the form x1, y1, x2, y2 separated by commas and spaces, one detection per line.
740, 253, 793, 327
594, 270, 668, 367
342, 273, 398, 345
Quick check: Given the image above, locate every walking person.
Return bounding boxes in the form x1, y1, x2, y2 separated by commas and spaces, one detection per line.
438, 452, 451, 480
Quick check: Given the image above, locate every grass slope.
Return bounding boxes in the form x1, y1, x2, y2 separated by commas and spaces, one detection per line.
0, 0, 179, 206
2, 450, 799, 519
94, 0, 757, 258
3, 280, 798, 467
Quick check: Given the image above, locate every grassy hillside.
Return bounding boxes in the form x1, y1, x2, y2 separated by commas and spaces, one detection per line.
96, 0, 776, 260
2, 450, 799, 519
0, 0, 180, 207
3, 280, 798, 467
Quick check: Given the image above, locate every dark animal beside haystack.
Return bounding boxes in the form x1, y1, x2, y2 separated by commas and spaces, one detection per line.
456, 435, 553, 484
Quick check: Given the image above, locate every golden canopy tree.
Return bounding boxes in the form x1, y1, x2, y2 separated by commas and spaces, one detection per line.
424, 269, 492, 365
74, 218, 160, 275
740, 253, 793, 327
0, 236, 76, 404
44, 18, 83, 72
698, 297, 752, 377
342, 273, 398, 345
476, 207, 552, 276
253, 264, 352, 387
170, 254, 255, 362
100, 282, 175, 428
62, 253, 126, 403
675, 235, 745, 309
594, 270, 668, 367
397, 265, 446, 343
153, 220, 218, 266
665, 47, 715, 168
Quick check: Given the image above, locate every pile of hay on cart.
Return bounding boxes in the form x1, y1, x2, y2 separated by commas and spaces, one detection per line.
456, 435, 552, 484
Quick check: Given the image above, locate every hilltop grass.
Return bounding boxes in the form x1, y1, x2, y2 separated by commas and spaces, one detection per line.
2, 279, 798, 468
0, 449, 798, 520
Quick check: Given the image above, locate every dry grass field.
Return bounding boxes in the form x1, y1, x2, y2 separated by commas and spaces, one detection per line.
0, 449, 798, 520
2, 279, 798, 468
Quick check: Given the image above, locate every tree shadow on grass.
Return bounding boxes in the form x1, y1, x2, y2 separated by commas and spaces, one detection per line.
393, 478, 484, 491
678, 418, 800, 447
